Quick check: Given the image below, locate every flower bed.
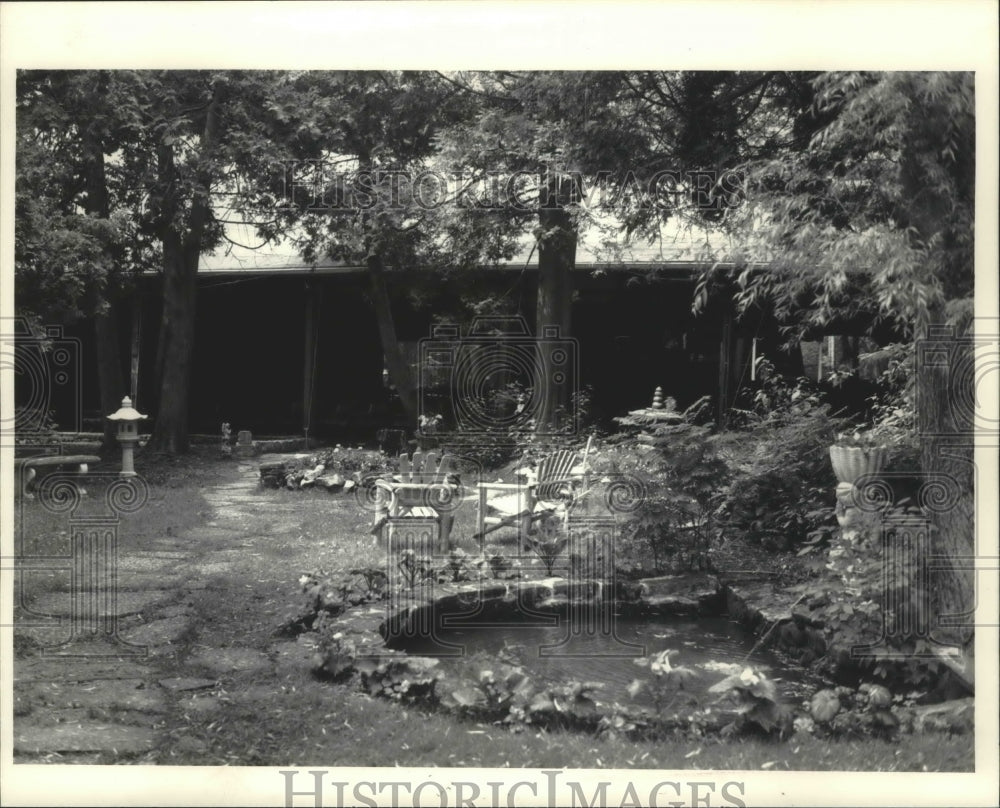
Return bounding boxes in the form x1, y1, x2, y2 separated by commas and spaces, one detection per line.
259, 447, 393, 491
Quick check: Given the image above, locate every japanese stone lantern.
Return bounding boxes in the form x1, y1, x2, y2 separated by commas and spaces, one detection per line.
107, 396, 147, 477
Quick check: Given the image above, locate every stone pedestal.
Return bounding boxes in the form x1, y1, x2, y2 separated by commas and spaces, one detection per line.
119, 438, 139, 477
834, 481, 883, 542
233, 430, 257, 459
834, 482, 862, 538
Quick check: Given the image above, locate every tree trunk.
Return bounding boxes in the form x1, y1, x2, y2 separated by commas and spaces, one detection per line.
81, 128, 125, 456
901, 145, 975, 649
148, 231, 199, 453
535, 173, 577, 434
367, 252, 418, 426
148, 84, 222, 453
94, 305, 125, 455
916, 316, 975, 648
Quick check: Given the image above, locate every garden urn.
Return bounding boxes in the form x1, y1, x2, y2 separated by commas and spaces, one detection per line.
828, 445, 890, 486
107, 396, 147, 477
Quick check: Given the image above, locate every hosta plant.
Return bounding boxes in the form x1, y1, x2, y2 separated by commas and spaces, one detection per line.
708, 666, 792, 737
629, 649, 699, 714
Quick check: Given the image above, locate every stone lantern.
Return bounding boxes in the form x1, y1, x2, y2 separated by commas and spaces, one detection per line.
107, 396, 147, 477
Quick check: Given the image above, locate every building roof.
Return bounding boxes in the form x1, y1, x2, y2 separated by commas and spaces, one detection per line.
198, 216, 741, 277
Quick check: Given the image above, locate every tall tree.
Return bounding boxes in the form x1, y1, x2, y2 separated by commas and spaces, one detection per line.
18, 71, 353, 453
268, 71, 482, 427
15, 71, 154, 453
141, 73, 225, 453
435, 71, 647, 433
615, 71, 976, 644
114, 71, 330, 452
733, 73, 976, 644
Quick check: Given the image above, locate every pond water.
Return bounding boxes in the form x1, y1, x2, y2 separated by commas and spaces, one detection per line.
395, 612, 817, 704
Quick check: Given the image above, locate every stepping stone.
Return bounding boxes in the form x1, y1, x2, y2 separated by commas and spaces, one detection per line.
187, 647, 271, 675
173, 735, 210, 756
121, 616, 190, 647
199, 549, 244, 561
20, 679, 168, 714
15, 723, 158, 756
180, 695, 221, 716
117, 574, 187, 591
31, 706, 92, 726
117, 556, 176, 573
179, 561, 232, 576
159, 677, 217, 692
15, 657, 152, 683
36, 574, 186, 592
157, 604, 196, 619
176, 527, 242, 542
27, 590, 174, 618
229, 684, 286, 703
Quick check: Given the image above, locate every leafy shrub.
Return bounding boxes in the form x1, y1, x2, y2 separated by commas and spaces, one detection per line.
438, 653, 604, 730
14, 406, 59, 445
714, 362, 841, 550
856, 341, 917, 450
802, 683, 901, 738
598, 423, 729, 575
524, 512, 570, 576
628, 649, 699, 713
293, 566, 389, 633
356, 655, 441, 704
310, 617, 359, 679
319, 446, 394, 476
707, 666, 793, 737
787, 508, 950, 689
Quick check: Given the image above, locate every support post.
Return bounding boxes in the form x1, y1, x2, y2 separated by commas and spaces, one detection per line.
302, 279, 321, 446
130, 294, 142, 407
717, 309, 733, 427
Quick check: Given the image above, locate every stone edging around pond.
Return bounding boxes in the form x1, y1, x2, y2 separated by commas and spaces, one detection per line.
383, 573, 726, 640
305, 573, 723, 661
724, 576, 975, 700
298, 572, 973, 739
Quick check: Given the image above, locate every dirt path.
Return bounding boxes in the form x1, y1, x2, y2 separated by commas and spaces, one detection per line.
13, 459, 316, 763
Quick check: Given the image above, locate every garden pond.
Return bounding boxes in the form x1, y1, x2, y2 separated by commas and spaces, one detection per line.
392, 612, 819, 705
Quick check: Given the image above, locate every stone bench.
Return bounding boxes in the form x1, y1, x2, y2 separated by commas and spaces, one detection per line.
13, 454, 101, 498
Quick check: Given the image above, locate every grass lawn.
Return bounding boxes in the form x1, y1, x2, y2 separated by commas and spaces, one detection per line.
11, 448, 975, 771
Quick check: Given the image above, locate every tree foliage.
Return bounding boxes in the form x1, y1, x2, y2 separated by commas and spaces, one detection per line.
715, 71, 975, 341
15, 71, 156, 326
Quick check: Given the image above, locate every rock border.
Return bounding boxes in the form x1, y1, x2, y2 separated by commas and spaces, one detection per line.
302, 570, 973, 739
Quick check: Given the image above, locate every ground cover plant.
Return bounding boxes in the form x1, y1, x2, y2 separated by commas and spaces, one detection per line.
10, 440, 973, 770
285, 361, 972, 753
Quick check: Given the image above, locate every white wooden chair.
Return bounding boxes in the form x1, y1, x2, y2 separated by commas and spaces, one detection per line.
474, 437, 592, 548
370, 451, 461, 550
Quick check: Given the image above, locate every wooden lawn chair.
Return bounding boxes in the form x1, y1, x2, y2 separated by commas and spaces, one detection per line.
474, 437, 592, 548
370, 450, 460, 550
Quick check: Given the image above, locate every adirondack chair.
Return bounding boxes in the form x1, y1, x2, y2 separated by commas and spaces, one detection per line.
474, 438, 592, 548
370, 450, 461, 550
